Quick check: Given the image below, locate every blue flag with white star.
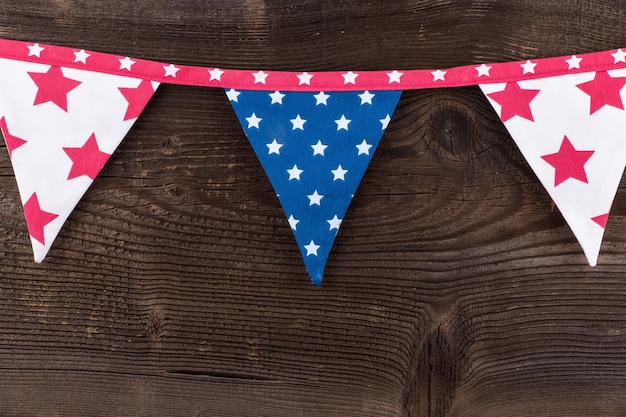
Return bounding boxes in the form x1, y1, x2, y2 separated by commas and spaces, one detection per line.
227, 88, 402, 285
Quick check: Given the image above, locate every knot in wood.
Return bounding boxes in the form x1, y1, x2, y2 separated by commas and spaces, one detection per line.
429, 101, 477, 162
146, 308, 165, 341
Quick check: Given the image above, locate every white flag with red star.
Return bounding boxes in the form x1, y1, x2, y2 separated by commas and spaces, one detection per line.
480, 68, 626, 266
0, 57, 158, 262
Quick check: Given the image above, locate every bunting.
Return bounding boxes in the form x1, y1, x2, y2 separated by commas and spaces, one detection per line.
0, 37, 625, 284
0, 54, 158, 262
227, 89, 401, 284
480, 69, 626, 267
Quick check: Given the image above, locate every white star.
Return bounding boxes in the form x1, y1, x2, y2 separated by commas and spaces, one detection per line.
307, 190, 324, 206
358, 90, 375, 105
612, 48, 626, 64
287, 164, 303, 180
269, 91, 285, 104
565, 55, 582, 70
327, 215, 343, 231
246, 113, 262, 129
335, 115, 351, 131
287, 215, 300, 230
331, 165, 348, 181
314, 91, 330, 105
387, 70, 403, 83
342, 71, 359, 84
27, 43, 44, 57
290, 114, 306, 130
226, 88, 241, 102
520, 60, 537, 74
304, 240, 320, 256
297, 71, 314, 85
266, 139, 283, 155
311, 140, 328, 156
164, 64, 180, 77
73, 49, 90, 64
431, 69, 446, 81
119, 57, 135, 71
475, 64, 491, 77
380, 114, 391, 130
253, 70, 269, 84
356, 139, 372, 155
208, 67, 224, 81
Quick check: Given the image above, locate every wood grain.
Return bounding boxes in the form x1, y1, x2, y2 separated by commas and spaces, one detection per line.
0, 1, 625, 416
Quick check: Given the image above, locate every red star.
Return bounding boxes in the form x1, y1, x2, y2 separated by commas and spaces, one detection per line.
576, 71, 626, 114
23, 193, 58, 245
28, 66, 82, 112
0, 117, 26, 158
591, 213, 609, 228
118, 80, 155, 121
63, 134, 112, 180
487, 82, 540, 122
541, 136, 595, 186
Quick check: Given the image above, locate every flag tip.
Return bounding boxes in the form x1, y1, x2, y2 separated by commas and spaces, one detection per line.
32, 246, 48, 263
308, 271, 323, 286
584, 251, 598, 267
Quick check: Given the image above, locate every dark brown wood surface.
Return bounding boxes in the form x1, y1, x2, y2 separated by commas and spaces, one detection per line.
0, 1, 626, 416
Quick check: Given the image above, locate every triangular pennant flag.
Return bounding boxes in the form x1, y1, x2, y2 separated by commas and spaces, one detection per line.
480, 69, 626, 266
228, 88, 402, 284
0, 57, 158, 262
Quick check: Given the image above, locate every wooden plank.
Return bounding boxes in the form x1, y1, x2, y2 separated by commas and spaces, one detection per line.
0, 1, 625, 416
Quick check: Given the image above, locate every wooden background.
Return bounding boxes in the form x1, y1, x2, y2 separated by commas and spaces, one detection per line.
0, 1, 625, 416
